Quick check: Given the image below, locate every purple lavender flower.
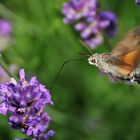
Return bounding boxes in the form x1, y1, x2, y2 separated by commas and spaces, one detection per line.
84, 33, 103, 48
33, 130, 55, 140
0, 20, 12, 35
99, 11, 117, 37
62, 0, 117, 49
62, 0, 98, 23
136, 0, 140, 5
0, 19, 12, 50
0, 69, 54, 140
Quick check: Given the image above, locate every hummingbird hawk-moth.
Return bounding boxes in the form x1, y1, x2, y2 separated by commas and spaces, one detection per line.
88, 26, 140, 84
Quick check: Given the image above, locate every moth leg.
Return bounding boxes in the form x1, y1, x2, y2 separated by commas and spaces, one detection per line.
129, 69, 140, 84
109, 74, 124, 83
134, 69, 140, 84
134, 68, 140, 78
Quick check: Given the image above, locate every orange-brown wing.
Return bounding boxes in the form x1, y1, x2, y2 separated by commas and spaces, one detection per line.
111, 26, 140, 68
107, 55, 135, 75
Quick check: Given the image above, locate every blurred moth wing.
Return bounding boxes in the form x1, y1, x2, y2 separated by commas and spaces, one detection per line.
107, 26, 140, 76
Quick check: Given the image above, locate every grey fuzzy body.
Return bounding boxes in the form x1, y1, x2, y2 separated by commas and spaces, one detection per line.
88, 53, 140, 84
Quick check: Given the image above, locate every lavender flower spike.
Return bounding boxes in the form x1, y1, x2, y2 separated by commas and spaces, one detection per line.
62, 0, 98, 23
0, 69, 54, 140
136, 0, 140, 5
62, 0, 117, 49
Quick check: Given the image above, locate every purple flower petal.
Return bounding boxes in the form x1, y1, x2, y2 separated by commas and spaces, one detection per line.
0, 101, 9, 115
19, 69, 25, 80
0, 20, 12, 35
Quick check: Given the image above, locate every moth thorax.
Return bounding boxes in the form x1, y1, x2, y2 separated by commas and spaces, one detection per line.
88, 54, 112, 74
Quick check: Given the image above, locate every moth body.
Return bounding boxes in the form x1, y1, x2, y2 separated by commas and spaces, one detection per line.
88, 53, 123, 77
88, 53, 140, 84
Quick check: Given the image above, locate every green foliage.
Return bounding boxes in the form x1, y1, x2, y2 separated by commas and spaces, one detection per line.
0, 0, 140, 140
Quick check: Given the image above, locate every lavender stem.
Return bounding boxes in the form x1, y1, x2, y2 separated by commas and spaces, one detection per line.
0, 56, 17, 80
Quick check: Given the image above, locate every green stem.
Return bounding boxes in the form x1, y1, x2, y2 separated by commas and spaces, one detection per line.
0, 3, 41, 32
0, 57, 18, 80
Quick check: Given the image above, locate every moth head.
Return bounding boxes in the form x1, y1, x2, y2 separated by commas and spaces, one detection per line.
88, 53, 110, 66
88, 53, 101, 66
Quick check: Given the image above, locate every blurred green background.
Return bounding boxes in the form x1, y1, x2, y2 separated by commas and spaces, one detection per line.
0, 0, 140, 140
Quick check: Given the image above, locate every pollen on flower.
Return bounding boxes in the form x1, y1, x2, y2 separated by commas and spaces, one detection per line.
0, 69, 54, 140
10, 78, 17, 85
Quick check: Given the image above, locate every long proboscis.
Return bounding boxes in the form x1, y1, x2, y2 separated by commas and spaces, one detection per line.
50, 58, 86, 92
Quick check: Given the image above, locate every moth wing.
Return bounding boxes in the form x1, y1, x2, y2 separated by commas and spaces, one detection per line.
106, 55, 135, 75
111, 26, 140, 68
106, 56, 133, 69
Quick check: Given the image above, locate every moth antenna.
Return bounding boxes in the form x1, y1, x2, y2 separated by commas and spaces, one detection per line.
79, 52, 91, 56
79, 40, 93, 54
50, 58, 86, 92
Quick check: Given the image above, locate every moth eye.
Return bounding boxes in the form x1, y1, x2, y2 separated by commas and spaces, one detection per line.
91, 59, 96, 63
